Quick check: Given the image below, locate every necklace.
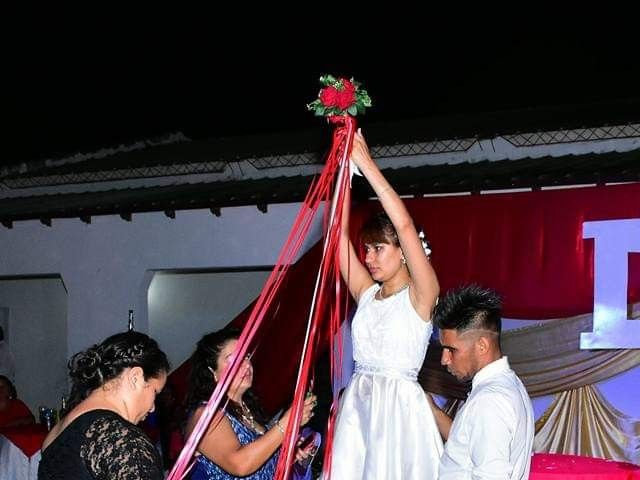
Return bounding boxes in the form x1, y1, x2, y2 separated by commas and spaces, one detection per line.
240, 401, 264, 434
378, 282, 409, 300
240, 401, 255, 429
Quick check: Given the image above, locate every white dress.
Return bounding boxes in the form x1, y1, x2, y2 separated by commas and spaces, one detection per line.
328, 283, 443, 479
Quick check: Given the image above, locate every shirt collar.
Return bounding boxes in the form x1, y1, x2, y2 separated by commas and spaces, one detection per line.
472, 356, 510, 389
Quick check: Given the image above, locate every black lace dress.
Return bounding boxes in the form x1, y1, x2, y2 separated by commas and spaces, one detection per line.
38, 409, 163, 480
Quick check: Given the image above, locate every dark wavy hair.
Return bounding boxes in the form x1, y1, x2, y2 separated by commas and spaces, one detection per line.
66, 331, 170, 413
187, 328, 267, 426
0, 375, 17, 399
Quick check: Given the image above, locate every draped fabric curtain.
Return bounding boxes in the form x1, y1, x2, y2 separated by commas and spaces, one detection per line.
501, 314, 640, 397
534, 385, 640, 464
504, 316, 640, 463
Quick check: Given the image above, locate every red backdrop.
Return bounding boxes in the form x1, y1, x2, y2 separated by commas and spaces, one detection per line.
402, 183, 640, 319
169, 182, 640, 412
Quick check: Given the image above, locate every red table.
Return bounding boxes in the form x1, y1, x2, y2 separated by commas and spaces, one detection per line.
531, 453, 640, 480
0, 424, 47, 480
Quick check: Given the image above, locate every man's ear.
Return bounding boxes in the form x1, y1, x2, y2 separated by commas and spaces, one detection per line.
476, 335, 490, 355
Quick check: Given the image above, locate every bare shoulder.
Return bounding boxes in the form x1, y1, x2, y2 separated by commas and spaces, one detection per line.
185, 405, 206, 436
188, 406, 235, 440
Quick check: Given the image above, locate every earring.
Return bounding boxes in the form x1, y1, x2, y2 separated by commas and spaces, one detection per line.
401, 254, 407, 265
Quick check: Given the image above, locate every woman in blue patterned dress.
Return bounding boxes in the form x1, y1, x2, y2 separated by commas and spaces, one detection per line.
185, 329, 317, 479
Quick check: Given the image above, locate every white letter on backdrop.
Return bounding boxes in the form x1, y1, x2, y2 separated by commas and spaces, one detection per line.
581, 219, 640, 349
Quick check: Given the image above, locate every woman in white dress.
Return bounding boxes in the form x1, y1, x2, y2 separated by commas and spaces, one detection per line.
327, 130, 443, 479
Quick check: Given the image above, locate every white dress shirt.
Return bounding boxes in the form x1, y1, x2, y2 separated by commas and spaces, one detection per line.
439, 356, 535, 480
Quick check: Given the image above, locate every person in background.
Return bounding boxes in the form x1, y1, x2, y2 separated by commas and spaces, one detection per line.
429, 285, 535, 480
38, 331, 170, 480
185, 328, 317, 480
0, 326, 16, 383
0, 375, 35, 428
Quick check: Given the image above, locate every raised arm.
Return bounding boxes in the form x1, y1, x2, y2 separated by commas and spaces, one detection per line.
339, 175, 375, 302
350, 130, 439, 320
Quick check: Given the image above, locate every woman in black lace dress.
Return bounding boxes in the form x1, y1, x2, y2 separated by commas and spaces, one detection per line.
38, 331, 170, 479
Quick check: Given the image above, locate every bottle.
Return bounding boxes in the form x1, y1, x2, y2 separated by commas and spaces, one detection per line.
43, 408, 54, 431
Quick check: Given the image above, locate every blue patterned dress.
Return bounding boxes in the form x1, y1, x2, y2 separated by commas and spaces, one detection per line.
189, 412, 278, 480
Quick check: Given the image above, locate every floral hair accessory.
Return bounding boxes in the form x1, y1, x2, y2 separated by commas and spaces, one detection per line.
307, 75, 372, 117
419, 230, 432, 257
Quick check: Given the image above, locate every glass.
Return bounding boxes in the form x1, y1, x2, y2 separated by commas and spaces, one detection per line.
38, 406, 57, 431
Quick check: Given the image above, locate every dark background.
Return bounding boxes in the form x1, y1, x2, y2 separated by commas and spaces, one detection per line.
5, 10, 639, 166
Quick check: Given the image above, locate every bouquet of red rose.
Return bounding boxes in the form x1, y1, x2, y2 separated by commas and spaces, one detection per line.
307, 75, 372, 117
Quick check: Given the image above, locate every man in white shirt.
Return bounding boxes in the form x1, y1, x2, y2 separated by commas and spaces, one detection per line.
429, 285, 534, 480
0, 326, 16, 382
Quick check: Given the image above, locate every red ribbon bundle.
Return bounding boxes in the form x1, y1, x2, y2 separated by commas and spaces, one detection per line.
167, 115, 357, 480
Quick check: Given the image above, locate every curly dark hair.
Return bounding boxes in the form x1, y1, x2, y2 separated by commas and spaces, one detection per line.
187, 328, 267, 426
66, 331, 170, 413
433, 285, 502, 337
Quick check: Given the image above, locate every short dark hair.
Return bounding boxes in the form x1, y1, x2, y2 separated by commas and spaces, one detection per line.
360, 212, 399, 247
433, 285, 502, 334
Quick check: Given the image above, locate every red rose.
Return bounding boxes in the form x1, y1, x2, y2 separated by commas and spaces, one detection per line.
319, 86, 339, 107
340, 78, 356, 94
336, 89, 356, 110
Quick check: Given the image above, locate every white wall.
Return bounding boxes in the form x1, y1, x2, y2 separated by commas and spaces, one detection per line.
0, 277, 67, 413
0, 203, 322, 410
148, 270, 271, 369
0, 204, 321, 353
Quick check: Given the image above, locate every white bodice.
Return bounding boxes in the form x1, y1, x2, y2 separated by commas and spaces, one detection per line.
352, 283, 432, 374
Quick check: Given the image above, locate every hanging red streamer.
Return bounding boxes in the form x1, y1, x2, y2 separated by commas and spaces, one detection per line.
167, 115, 356, 480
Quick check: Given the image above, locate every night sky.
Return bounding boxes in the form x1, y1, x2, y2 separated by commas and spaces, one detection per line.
5, 11, 639, 166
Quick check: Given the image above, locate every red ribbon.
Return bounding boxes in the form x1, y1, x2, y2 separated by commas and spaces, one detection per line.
167, 115, 356, 480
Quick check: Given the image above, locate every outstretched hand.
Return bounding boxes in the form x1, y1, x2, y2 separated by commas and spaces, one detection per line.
350, 129, 374, 170
300, 393, 317, 426
281, 393, 317, 430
